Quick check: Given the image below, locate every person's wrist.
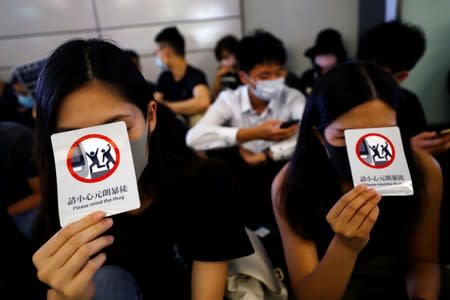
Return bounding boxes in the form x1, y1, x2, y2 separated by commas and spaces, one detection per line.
333, 234, 365, 256
263, 148, 272, 161
254, 127, 265, 140
257, 152, 267, 163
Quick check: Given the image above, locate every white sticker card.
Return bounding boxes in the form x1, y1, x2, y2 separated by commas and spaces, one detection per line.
344, 126, 414, 196
51, 121, 141, 227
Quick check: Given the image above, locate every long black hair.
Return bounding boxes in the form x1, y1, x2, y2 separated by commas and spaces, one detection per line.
34, 39, 198, 244
281, 61, 421, 242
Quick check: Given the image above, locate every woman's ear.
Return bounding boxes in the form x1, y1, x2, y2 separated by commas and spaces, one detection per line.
238, 70, 250, 85
147, 100, 157, 132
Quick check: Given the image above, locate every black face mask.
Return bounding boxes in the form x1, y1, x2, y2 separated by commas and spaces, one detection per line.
324, 141, 353, 181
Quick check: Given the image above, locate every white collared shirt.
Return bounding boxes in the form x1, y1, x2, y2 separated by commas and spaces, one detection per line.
186, 85, 306, 161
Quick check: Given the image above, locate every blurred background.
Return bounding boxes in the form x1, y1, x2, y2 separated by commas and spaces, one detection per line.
0, 0, 448, 124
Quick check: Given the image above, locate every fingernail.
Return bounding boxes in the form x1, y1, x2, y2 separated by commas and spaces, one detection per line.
94, 253, 107, 264
103, 218, 113, 226
94, 211, 106, 220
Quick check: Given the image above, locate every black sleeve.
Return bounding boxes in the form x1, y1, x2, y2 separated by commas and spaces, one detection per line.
156, 72, 169, 94
397, 89, 427, 138
188, 67, 208, 89
12, 124, 36, 179
183, 162, 253, 262
284, 71, 303, 93
298, 68, 317, 95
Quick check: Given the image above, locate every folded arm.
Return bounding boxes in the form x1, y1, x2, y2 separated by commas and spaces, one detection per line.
164, 84, 211, 116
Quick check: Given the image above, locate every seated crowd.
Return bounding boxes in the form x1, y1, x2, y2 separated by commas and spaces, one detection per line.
1, 20, 449, 300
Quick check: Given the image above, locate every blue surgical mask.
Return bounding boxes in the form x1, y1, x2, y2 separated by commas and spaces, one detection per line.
17, 94, 35, 109
155, 56, 168, 71
249, 77, 285, 101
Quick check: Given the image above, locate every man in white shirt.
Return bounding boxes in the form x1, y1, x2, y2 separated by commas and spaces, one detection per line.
186, 31, 306, 226
186, 31, 306, 165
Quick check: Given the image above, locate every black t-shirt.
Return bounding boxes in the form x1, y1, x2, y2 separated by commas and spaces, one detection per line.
0, 83, 35, 128
156, 65, 208, 103
0, 121, 36, 208
396, 88, 427, 139
284, 71, 303, 93
299, 68, 321, 96
0, 83, 18, 122
105, 161, 253, 299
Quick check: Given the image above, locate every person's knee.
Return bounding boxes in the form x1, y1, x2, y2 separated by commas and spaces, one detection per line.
93, 265, 142, 300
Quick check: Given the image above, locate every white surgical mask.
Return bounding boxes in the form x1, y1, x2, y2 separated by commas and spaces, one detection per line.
249, 77, 285, 101
314, 54, 337, 71
155, 56, 168, 71
129, 126, 149, 180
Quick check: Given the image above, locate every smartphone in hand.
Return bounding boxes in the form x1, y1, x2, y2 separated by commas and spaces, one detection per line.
439, 128, 450, 136
280, 119, 300, 129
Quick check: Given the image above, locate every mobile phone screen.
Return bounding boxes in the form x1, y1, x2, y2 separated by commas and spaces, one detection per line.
280, 119, 300, 128
439, 128, 450, 136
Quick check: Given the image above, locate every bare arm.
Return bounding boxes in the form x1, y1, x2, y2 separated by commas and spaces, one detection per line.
406, 150, 442, 300
164, 84, 211, 116
191, 260, 228, 300
272, 164, 381, 300
236, 121, 297, 144
8, 176, 40, 216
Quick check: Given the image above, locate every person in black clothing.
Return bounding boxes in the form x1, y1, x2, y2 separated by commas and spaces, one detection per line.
0, 79, 19, 122
153, 26, 211, 125
357, 21, 450, 277
0, 77, 35, 128
356, 21, 445, 147
272, 61, 441, 299
212, 34, 242, 99
299, 28, 348, 95
282, 68, 303, 92
0, 121, 40, 239
32, 39, 253, 300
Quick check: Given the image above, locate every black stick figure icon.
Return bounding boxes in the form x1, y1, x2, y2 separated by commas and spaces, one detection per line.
101, 144, 116, 170
381, 142, 392, 161
86, 148, 105, 175
370, 143, 382, 161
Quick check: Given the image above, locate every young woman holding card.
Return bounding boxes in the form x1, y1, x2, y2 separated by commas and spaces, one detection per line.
31, 39, 253, 300
272, 62, 442, 299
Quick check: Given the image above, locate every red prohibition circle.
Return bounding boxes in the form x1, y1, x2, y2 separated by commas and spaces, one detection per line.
355, 133, 395, 169
66, 133, 121, 183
